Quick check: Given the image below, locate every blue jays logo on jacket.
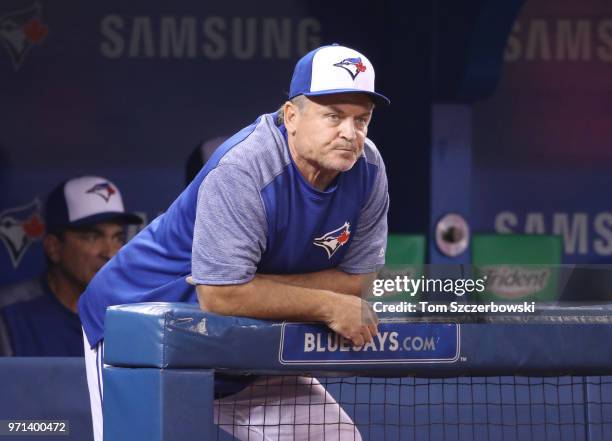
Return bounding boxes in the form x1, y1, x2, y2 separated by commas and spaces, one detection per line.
333, 57, 367, 80
0, 199, 45, 268
0, 3, 48, 71
313, 222, 351, 259
86, 182, 116, 202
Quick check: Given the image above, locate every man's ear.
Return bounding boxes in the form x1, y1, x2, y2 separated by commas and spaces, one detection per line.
283, 101, 299, 135
43, 234, 62, 264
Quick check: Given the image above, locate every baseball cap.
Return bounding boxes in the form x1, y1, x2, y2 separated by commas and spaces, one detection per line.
45, 176, 142, 233
289, 44, 390, 106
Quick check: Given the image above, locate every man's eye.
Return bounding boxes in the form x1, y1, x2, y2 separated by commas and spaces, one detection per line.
82, 233, 99, 242
326, 114, 340, 121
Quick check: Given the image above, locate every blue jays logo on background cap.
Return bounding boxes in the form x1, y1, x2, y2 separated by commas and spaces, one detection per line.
86, 182, 116, 202
0, 199, 45, 268
46, 176, 142, 232
0, 2, 48, 71
333, 57, 367, 80
313, 222, 351, 259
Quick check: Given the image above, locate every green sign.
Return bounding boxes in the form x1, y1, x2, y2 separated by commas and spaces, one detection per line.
471, 234, 562, 302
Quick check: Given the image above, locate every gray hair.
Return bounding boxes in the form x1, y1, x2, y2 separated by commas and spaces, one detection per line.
276, 95, 308, 125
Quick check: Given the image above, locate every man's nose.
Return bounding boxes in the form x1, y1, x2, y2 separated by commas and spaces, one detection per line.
339, 118, 357, 141
99, 238, 119, 261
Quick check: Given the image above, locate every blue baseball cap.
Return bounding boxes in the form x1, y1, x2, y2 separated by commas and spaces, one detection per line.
45, 176, 142, 233
289, 44, 390, 106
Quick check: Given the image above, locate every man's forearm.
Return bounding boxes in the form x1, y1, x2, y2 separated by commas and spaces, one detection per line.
197, 276, 341, 322
256, 269, 375, 297
196, 275, 379, 346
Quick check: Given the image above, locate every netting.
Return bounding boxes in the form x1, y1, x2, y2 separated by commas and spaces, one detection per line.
214, 375, 612, 441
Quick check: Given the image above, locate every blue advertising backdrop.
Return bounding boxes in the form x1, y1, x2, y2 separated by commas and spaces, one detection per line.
471, 0, 612, 263
1, 0, 425, 284
2, 0, 612, 287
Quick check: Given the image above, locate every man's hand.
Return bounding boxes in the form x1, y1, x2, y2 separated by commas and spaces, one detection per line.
324, 293, 379, 347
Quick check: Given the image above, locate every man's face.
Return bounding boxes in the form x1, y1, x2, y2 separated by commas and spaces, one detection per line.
49, 222, 126, 290
286, 93, 374, 174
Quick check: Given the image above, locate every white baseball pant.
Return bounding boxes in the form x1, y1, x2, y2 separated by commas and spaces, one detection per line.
83, 332, 361, 441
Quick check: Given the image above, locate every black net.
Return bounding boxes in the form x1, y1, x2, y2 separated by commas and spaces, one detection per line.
214, 375, 612, 441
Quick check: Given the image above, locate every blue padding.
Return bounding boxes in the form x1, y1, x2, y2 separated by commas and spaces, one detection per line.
104, 367, 214, 441
105, 303, 612, 376
104, 302, 272, 368
0, 358, 93, 441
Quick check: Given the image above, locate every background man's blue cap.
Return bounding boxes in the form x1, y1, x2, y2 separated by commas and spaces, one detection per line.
46, 176, 142, 233
289, 44, 390, 106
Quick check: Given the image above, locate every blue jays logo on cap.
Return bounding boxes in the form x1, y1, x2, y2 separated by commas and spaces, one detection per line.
46, 176, 142, 233
289, 44, 390, 106
333, 57, 367, 80
86, 182, 116, 203
0, 2, 49, 71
